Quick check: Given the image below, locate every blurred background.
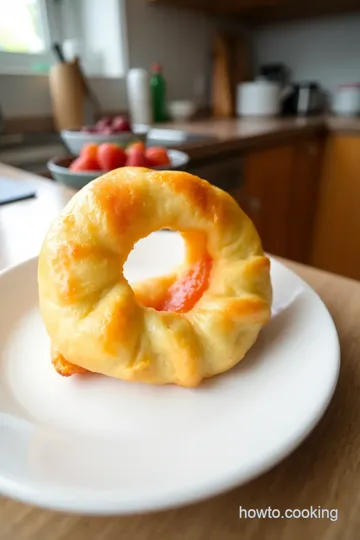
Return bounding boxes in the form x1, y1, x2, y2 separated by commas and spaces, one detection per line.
1, 0, 360, 280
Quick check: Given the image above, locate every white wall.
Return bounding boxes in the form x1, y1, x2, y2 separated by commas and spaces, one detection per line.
80, 0, 129, 77
0, 74, 53, 117
253, 13, 360, 95
0, 0, 213, 120
59, 0, 81, 42
0, 73, 128, 118
126, 0, 212, 103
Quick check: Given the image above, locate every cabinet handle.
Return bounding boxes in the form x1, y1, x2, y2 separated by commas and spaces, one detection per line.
307, 144, 318, 156
238, 195, 261, 215
247, 197, 261, 212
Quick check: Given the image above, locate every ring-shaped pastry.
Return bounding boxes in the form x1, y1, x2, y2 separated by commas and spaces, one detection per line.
38, 168, 272, 387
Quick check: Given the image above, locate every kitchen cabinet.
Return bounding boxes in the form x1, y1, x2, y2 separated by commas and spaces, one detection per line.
240, 139, 323, 262
148, 0, 280, 10
240, 145, 294, 258
189, 137, 323, 263
187, 154, 243, 197
149, 0, 360, 23
287, 138, 324, 263
311, 136, 360, 281
149, 0, 207, 7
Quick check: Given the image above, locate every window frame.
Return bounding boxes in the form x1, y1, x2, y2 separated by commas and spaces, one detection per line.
0, 0, 60, 74
0, 0, 129, 78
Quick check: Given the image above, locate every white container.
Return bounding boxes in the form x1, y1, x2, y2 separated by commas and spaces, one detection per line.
332, 84, 360, 117
237, 81, 281, 117
127, 68, 153, 125
168, 100, 196, 122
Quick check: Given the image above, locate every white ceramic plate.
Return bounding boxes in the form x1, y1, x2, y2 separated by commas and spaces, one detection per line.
0, 232, 340, 515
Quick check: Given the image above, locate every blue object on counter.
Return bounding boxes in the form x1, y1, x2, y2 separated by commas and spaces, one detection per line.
0, 177, 36, 206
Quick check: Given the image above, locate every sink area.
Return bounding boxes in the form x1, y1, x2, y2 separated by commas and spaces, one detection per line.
0, 132, 66, 176
146, 128, 217, 147
0, 131, 61, 149
0, 128, 217, 150
0, 128, 218, 176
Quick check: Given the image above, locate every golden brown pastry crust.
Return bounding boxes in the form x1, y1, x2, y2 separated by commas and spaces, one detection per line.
38, 168, 272, 387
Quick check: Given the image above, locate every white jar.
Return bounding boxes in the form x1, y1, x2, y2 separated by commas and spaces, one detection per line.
127, 68, 153, 125
332, 84, 360, 117
237, 81, 281, 117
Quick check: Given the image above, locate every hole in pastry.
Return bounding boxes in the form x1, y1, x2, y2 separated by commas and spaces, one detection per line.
123, 231, 212, 314
124, 231, 186, 282
52, 231, 212, 377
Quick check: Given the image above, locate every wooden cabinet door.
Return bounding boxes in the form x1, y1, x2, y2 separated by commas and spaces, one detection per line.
287, 138, 324, 264
311, 136, 360, 280
210, 0, 280, 12
187, 155, 243, 198
240, 139, 322, 262
240, 145, 295, 257
148, 0, 280, 10
148, 0, 209, 8
190, 138, 322, 263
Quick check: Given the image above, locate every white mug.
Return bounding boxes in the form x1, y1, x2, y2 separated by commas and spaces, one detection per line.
237, 81, 281, 117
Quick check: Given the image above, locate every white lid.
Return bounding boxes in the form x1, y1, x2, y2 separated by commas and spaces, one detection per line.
239, 80, 280, 90
127, 68, 149, 77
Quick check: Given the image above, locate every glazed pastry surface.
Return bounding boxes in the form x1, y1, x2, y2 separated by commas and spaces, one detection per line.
38, 168, 272, 387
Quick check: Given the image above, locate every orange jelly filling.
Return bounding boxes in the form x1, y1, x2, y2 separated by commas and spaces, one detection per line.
158, 257, 212, 313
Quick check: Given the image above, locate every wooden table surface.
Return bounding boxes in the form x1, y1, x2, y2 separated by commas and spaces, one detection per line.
1, 163, 360, 540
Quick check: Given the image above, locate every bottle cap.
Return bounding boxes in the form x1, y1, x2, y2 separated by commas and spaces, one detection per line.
152, 63, 162, 73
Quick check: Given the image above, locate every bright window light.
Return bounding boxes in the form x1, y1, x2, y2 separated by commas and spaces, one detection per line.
0, 0, 47, 54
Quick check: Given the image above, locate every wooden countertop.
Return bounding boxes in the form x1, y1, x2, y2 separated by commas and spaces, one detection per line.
0, 164, 74, 270
157, 116, 360, 160
167, 117, 326, 160
326, 115, 360, 133
2, 164, 360, 540
2, 116, 359, 172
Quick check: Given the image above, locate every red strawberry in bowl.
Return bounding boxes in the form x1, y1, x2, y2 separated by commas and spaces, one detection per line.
81, 126, 97, 133
112, 116, 132, 133
95, 117, 113, 132
98, 143, 127, 171
126, 148, 149, 167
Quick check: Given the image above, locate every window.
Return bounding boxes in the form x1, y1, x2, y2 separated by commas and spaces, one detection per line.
0, 0, 128, 77
0, 0, 49, 54
0, 0, 60, 73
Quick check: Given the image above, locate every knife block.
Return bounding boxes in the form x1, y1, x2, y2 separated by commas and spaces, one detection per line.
49, 62, 86, 131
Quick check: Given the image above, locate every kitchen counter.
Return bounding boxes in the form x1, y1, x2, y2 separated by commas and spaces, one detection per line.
2, 163, 360, 540
326, 115, 360, 133
163, 117, 326, 160
1, 116, 360, 175
157, 115, 360, 160
0, 132, 65, 176
0, 163, 74, 269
